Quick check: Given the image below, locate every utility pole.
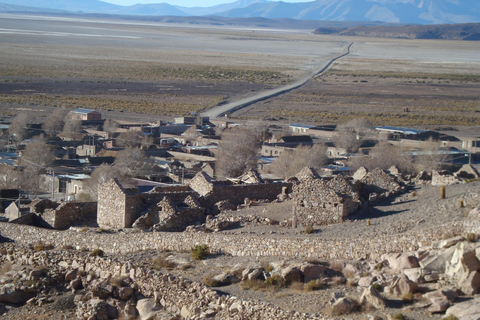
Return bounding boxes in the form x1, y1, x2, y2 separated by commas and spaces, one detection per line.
51, 170, 55, 201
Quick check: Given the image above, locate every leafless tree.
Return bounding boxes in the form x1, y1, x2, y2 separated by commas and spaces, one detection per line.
9, 113, 32, 145
116, 130, 143, 148
414, 138, 448, 172
20, 135, 54, 169
43, 108, 68, 138
333, 118, 375, 153
270, 144, 328, 179
103, 118, 119, 134
141, 135, 155, 149
114, 146, 153, 177
62, 120, 83, 140
215, 127, 260, 178
183, 125, 202, 144
348, 141, 414, 174
82, 163, 129, 200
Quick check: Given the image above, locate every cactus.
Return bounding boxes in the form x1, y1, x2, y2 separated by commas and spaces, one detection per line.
440, 186, 446, 199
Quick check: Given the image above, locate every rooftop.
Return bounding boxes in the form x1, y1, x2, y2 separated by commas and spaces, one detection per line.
375, 126, 429, 135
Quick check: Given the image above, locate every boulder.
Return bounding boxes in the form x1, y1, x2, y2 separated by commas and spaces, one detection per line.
421, 246, 457, 273
445, 297, 480, 320
359, 285, 386, 310
331, 297, 356, 315
424, 289, 458, 303
391, 274, 418, 296
358, 276, 377, 287
0, 284, 33, 304
353, 167, 368, 181
212, 273, 239, 286
428, 300, 450, 314
458, 271, 480, 295
403, 268, 424, 284
386, 253, 419, 270
136, 298, 162, 320
299, 263, 326, 283
281, 265, 303, 284
242, 268, 263, 281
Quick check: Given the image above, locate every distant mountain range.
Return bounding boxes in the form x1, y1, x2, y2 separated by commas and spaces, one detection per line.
0, 0, 479, 25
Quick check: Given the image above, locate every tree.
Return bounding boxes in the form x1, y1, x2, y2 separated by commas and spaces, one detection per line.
270, 144, 328, 179
82, 164, 128, 200
62, 120, 83, 140
183, 125, 202, 144
215, 127, 260, 178
103, 118, 119, 134
9, 113, 31, 145
20, 135, 54, 169
414, 138, 448, 172
114, 146, 152, 177
43, 108, 68, 138
116, 130, 143, 148
348, 141, 414, 174
333, 118, 375, 153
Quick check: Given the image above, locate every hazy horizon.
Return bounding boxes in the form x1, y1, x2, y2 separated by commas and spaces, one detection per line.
102, 0, 307, 7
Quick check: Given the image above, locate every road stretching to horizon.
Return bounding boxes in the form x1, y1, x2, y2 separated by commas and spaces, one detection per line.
201, 42, 354, 119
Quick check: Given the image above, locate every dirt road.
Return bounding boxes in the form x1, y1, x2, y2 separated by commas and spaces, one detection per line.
201, 42, 353, 118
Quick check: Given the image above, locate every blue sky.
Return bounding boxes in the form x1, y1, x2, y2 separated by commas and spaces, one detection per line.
102, 0, 307, 7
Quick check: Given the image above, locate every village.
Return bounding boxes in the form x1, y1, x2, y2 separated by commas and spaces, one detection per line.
0, 106, 480, 320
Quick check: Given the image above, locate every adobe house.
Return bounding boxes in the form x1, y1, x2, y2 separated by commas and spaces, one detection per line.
70, 108, 102, 121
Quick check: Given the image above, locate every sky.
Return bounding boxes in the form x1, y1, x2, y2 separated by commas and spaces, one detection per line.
102, 0, 307, 7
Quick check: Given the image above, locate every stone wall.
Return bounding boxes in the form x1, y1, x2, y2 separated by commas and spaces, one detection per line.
3, 220, 477, 261
41, 202, 97, 230
292, 177, 356, 226
97, 179, 128, 229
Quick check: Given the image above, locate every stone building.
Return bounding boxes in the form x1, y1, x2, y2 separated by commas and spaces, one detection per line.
97, 171, 291, 230
291, 176, 357, 227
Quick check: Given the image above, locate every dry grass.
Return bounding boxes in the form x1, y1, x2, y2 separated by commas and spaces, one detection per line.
0, 261, 12, 275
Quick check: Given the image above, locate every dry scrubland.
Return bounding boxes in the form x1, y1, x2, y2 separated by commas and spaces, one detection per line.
0, 15, 479, 126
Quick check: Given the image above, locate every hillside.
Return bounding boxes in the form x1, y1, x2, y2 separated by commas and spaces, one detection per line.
0, 0, 479, 25
314, 23, 480, 41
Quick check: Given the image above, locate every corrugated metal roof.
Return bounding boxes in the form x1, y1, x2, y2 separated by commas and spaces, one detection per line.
289, 123, 315, 129
375, 126, 428, 135
73, 108, 97, 114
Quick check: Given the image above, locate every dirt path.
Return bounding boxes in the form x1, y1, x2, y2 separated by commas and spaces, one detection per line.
201, 42, 353, 118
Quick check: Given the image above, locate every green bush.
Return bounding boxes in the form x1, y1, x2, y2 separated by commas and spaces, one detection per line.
466, 233, 477, 242
191, 244, 209, 261
90, 249, 104, 257
305, 225, 314, 234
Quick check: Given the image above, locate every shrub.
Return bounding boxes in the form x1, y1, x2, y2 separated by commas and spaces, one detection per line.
330, 260, 344, 272
347, 278, 357, 287
152, 255, 176, 271
391, 313, 405, 320
33, 241, 54, 251
305, 225, 314, 234
442, 315, 458, 320
262, 262, 273, 273
304, 279, 322, 291
90, 249, 104, 257
265, 275, 285, 288
202, 275, 220, 287
466, 233, 477, 242
402, 292, 414, 303
191, 244, 209, 261
372, 283, 382, 292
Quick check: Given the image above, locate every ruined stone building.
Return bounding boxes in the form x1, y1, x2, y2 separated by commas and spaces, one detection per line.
97, 171, 291, 230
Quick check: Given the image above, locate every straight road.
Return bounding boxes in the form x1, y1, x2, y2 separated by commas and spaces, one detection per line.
201, 42, 353, 118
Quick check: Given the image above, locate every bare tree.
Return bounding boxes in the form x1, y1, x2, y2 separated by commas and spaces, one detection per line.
103, 118, 119, 134
43, 108, 68, 138
183, 125, 202, 144
9, 113, 32, 145
348, 141, 414, 174
141, 135, 155, 149
116, 130, 143, 148
215, 127, 260, 178
20, 135, 54, 169
270, 144, 328, 179
333, 118, 375, 153
82, 164, 129, 200
114, 146, 152, 177
414, 138, 448, 172
62, 120, 83, 140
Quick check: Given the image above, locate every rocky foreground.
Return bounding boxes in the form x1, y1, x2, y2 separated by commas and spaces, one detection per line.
2, 219, 480, 320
